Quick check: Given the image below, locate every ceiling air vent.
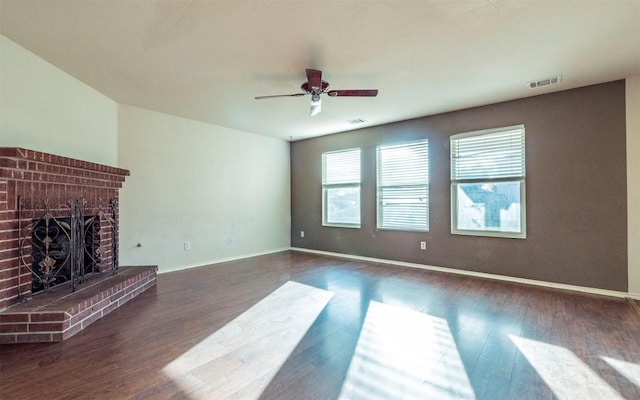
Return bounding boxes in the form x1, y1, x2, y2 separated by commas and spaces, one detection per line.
528, 75, 562, 89
346, 118, 367, 124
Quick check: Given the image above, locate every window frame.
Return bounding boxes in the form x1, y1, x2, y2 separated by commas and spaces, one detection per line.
322, 148, 362, 228
376, 139, 430, 232
450, 125, 526, 239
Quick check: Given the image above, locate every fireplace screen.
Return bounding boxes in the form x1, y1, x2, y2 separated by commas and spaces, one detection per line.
30, 215, 98, 293
18, 197, 118, 297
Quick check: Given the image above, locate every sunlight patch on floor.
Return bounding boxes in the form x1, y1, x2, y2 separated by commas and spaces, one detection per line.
163, 281, 332, 399
338, 301, 476, 400
602, 356, 640, 388
510, 335, 624, 400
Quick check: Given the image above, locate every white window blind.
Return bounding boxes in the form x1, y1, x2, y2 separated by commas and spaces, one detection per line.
322, 148, 361, 185
377, 139, 429, 231
322, 148, 361, 227
451, 126, 525, 180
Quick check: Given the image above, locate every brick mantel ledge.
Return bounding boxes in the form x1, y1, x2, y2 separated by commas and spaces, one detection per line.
0, 147, 130, 182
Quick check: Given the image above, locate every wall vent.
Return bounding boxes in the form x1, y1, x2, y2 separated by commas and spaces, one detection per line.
528, 75, 562, 89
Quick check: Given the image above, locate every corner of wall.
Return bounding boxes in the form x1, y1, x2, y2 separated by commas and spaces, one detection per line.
116, 105, 291, 271
627, 75, 640, 296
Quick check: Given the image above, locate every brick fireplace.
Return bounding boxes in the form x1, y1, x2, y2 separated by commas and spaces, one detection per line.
0, 148, 157, 343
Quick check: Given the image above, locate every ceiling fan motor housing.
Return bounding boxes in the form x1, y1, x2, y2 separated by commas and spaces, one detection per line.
301, 81, 330, 94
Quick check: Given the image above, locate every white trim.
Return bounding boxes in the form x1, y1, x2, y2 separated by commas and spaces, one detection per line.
626, 76, 640, 296
157, 247, 291, 274
291, 247, 640, 300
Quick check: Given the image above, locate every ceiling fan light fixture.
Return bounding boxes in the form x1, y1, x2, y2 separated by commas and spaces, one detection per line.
310, 96, 322, 116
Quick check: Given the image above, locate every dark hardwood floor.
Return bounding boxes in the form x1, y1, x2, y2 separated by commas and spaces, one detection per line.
1, 251, 639, 399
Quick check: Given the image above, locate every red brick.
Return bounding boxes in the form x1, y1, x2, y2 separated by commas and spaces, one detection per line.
0, 334, 17, 344
0, 238, 18, 250
0, 248, 19, 259
81, 310, 103, 328
0, 313, 29, 323
30, 312, 66, 322
117, 292, 134, 306
62, 322, 83, 340
69, 308, 93, 325
0, 323, 28, 333
102, 300, 120, 316
0, 219, 19, 231
92, 297, 110, 311
0, 258, 19, 272
109, 289, 126, 303
0, 285, 19, 300
15, 332, 53, 343
0, 277, 20, 290
28, 322, 64, 332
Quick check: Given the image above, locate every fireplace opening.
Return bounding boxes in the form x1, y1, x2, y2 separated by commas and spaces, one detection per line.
17, 197, 118, 299
31, 216, 99, 294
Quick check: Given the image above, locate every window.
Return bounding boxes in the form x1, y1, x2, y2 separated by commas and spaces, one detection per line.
450, 125, 526, 238
377, 139, 429, 231
322, 148, 361, 227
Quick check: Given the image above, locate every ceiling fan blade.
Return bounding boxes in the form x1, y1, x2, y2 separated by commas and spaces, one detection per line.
254, 93, 307, 100
305, 69, 323, 90
327, 89, 378, 97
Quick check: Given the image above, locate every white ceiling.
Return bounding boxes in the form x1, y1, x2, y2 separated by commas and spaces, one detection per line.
1, 0, 639, 141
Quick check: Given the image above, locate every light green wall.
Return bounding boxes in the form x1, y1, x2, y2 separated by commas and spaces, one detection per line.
627, 75, 640, 296
117, 104, 290, 271
0, 35, 118, 166
0, 34, 291, 273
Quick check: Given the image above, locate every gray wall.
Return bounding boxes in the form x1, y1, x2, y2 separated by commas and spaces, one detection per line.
291, 80, 627, 291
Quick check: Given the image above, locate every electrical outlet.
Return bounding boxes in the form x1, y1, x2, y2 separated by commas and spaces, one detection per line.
420, 241, 426, 250
184, 241, 191, 251
300, 231, 305, 238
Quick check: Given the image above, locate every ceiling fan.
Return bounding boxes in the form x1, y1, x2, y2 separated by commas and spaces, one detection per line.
255, 69, 378, 116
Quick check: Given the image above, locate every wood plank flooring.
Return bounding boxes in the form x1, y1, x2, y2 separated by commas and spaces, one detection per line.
1, 251, 639, 399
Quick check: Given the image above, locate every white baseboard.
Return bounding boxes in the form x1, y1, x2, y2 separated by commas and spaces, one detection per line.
157, 247, 291, 275
291, 247, 640, 301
